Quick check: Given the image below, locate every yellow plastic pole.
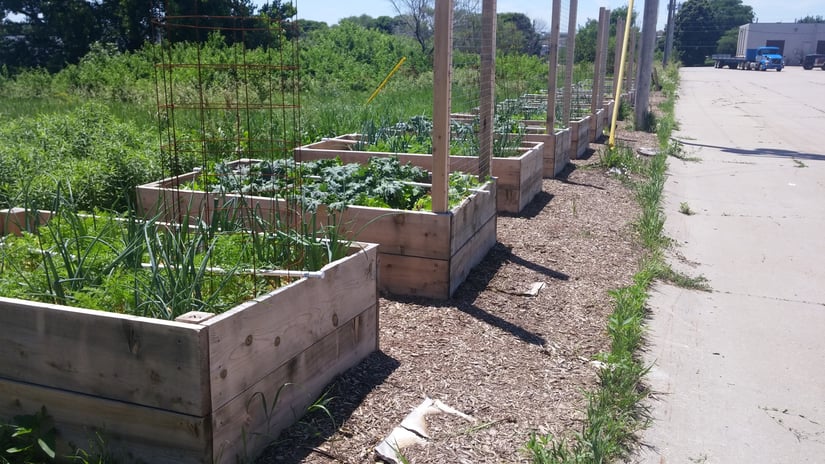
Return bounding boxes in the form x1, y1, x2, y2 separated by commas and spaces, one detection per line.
608, 0, 635, 148
366, 57, 407, 105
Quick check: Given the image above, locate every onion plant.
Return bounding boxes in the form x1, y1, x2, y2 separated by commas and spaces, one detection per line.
0, 190, 352, 320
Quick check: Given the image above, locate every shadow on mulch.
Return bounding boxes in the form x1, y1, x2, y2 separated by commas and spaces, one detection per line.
498, 191, 555, 219
255, 350, 400, 463
256, 223, 570, 463
387, 241, 569, 348
573, 147, 597, 161
554, 163, 607, 191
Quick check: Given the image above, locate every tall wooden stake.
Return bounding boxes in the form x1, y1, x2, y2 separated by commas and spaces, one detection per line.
562, 0, 578, 125
432, 0, 453, 213
546, 0, 562, 131
627, 27, 636, 95
613, 16, 625, 99
479, 0, 496, 180
591, 7, 607, 116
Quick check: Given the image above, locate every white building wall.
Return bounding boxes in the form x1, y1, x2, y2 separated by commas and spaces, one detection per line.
739, 23, 825, 66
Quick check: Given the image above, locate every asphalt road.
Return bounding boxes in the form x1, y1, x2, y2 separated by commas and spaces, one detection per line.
636, 66, 825, 463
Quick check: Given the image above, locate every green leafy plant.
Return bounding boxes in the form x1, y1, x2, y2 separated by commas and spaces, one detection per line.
1, 407, 57, 463
196, 156, 481, 212
0, 193, 351, 319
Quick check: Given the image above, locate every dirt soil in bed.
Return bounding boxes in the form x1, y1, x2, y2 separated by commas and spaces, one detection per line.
257, 125, 660, 464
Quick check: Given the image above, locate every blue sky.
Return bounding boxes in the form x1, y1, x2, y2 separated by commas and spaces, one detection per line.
289, 0, 823, 31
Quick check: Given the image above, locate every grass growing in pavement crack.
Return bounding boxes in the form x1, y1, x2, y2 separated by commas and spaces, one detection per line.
525, 62, 706, 463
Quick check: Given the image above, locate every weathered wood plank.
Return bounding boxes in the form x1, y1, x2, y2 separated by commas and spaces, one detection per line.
0, 377, 210, 464
592, 108, 605, 141
450, 180, 497, 253
138, 169, 454, 260
570, 115, 592, 159
203, 244, 379, 411
0, 208, 53, 235
211, 304, 378, 463
555, 128, 572, 176
317, 203, 452, 260
0, 298, 210, 416
378, 252, 450, 298
449, 215, 497, 296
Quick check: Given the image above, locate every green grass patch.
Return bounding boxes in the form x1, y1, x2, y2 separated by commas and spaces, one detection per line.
525, 62, 706, 464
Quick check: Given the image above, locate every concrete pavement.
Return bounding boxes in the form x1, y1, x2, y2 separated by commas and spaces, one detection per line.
636, 67, 825, 463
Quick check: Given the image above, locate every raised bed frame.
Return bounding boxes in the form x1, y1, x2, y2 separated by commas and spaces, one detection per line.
137, 164, 497, 299
0, 207, 379, 464
570, 114, 593, 159
519, 124, 572, 178
295, 134, 541, 214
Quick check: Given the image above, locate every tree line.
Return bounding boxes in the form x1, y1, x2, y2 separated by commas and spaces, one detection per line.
0, 0, 546, 75
0, 0, 302, 73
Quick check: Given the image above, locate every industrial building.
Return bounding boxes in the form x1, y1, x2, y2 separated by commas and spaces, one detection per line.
737, 22, 825, 66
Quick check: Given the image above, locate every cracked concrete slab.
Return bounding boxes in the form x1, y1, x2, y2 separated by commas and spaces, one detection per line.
636, 67, 825, 463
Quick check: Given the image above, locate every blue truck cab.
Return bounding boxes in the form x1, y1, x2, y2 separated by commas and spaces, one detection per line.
746, 46, 784, 71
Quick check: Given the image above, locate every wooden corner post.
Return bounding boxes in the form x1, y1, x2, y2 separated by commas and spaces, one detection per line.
546, 0, 562, 131
432, 0, 454, 213
591, 7, 607, 117
562, 0, 578, 126
479, 0, 497, 180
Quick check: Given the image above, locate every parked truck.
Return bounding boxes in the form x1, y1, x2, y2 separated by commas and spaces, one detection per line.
802, 54, 825, 70
713, 46, 784, 71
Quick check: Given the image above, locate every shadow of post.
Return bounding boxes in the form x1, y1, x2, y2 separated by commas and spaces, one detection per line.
677, 140, 825, 162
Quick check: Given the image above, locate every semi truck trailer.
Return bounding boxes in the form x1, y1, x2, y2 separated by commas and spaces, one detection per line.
713, 46, 784, 71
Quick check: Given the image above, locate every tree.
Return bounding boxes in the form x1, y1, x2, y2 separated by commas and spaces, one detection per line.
796, 15, 825, 23
716, 27, 738, 55
0, 0, 102, 71
711, 0, 752, 34
574, 18, 598, 63
497, 12, 541, 55
101, 0, 165, 51
340, 14, 401, 34
389, 0, 434, 55
674, 0, 753, 66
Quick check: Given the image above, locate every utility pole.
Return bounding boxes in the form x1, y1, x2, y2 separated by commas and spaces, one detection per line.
634, 0, 658, 131
663, 0, 676, 65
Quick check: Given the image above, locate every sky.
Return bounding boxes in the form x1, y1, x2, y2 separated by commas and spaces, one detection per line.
287, 0, 824, 31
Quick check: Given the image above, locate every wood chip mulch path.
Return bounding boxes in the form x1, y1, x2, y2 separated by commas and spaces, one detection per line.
258, 133, 651, 463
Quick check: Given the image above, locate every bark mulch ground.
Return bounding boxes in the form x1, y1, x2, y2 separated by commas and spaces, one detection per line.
258, 128, 658, 463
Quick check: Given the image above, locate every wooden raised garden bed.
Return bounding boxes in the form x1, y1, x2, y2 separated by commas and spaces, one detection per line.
295, 134, 541, 214
570, 114, 592, 159
604, 100, 615, 134
591, 107, 605, 141
137, 163, 497, 299
0, 207, 379, 464
519, 123, 572, 178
